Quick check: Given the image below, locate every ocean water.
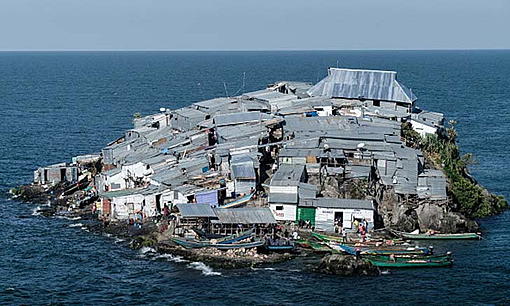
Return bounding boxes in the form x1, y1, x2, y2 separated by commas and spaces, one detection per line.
1, 51, 509, 305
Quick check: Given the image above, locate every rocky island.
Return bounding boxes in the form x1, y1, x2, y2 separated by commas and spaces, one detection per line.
11, 67, 507, 275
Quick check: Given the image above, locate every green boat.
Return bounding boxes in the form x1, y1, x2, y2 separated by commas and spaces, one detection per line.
367, 258, 453, 268
312, 232, 403, 246
312, 232, 344, 243
364, 253, 452, 262
296, 239, 336, 253
398, 232, 481, 240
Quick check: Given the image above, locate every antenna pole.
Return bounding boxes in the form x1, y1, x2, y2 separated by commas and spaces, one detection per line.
223, 82, 229, 97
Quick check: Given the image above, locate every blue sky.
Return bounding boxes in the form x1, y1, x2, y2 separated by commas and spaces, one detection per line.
1, 0, 509, 50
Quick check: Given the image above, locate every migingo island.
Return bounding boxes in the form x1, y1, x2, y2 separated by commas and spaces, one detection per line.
12, 67, 507, 274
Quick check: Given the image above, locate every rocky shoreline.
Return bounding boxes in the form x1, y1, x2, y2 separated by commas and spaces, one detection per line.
11, 185, 381, 276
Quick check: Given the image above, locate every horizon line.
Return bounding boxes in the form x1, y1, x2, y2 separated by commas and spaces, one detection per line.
0, 48, 509, 52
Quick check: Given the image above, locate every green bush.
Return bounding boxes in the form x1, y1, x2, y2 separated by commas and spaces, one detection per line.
402, 123, 508, 218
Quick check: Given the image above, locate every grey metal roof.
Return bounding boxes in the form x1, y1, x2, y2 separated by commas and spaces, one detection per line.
411, 110, 445, 127
176, 204, 216, 218
192, 97, 237, 110
216, 124, 267, 142
279, 148, 323, 158
268, 192, 298, 204
418, 169, 447, 200
213, 207, 276, 224
271, 164, 306, 185
214, 112, 273, 127
307, 68, 417, 103
173, 107, 208, 119
299, 183, 318, 199
231, 164, 256, 180
300, 198, 374, 210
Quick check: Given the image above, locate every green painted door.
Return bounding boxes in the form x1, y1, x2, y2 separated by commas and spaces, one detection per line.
297, 207, 316, 226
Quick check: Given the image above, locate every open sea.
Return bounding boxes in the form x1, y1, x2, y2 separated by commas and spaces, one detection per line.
1, 51, 509, 305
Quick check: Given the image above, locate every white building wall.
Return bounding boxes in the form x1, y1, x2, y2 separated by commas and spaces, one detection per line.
122, 162, 146, 179
315, 207, 374, 231
314, 105, 333, 117
111, 194, 145, 220
410, 120, 437, 137
105, 172, 126, 191
269, 203, 297, 222
269, 185, 298, 194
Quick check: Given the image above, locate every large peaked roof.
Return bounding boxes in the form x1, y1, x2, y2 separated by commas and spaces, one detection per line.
307, 68, 417, 104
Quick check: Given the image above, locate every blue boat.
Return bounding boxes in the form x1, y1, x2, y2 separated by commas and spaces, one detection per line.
217, 229, 254, 244
171, 237, 209, 249
209, 239, 264, 250
219, 192, 254, 209
265, 244, 295, 251
330, 243, 430, 255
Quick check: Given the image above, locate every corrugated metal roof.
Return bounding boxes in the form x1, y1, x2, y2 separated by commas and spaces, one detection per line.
176, 204, 217, 218
268, 192, 298, 204
214, 112, 273, 127
307, 68, 417, 103
271, 164, 306, 185
173, 107, 208, 119
213, 207, 276, 224
299, 183, 318, 199
192, 97, 237, 110
231, 164, 256, 180
300, 198, 374, 210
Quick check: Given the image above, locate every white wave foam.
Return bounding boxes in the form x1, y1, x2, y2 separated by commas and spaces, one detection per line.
154, 253, 188, 263
114, 238, 125, 244
68, 223, 84, 228
187, 262, 221, 276
55, 215, 82, 221
140, 246, 157, 255
31, 206, 42, 216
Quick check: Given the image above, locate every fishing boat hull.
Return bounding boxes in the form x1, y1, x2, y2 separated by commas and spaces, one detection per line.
367, 258, 453, 268
330, 243, 430, 256
171, 237, 209, 249
400, 232, 481, 240
209, 239, 264, 250
216, 229, 254, 244
365, 253, 452, 262
264, 245, 295, 251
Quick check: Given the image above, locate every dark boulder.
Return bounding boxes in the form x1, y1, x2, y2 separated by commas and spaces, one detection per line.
317, 254, 380, 276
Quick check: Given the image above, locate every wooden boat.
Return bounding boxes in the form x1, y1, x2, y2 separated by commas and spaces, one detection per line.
266, 245, 294, 251
209, 239, 264, 250
312, 232, 344, 243
172, 236, 263, 249
397, 231, 481, 240
364, 253, 452, 262
306, 240, 338, 253
192, 229, 254, 243
171, 237, 209, 249
367, 258, 453, 268
312, 232, 403, 246
215, 229, 254, 244
219, 192, 254, 209
330, 243, 430, 256
192, 228, 224, 240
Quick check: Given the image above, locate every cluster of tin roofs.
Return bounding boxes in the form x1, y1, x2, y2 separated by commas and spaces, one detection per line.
40, 68, 448, 224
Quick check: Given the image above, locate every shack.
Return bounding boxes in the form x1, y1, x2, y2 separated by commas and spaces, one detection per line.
34, 163, 78, 185
99, 186, 167, 221
174, 203, 218, 232
211, 207, 276, 236
299, 198, 374, 232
